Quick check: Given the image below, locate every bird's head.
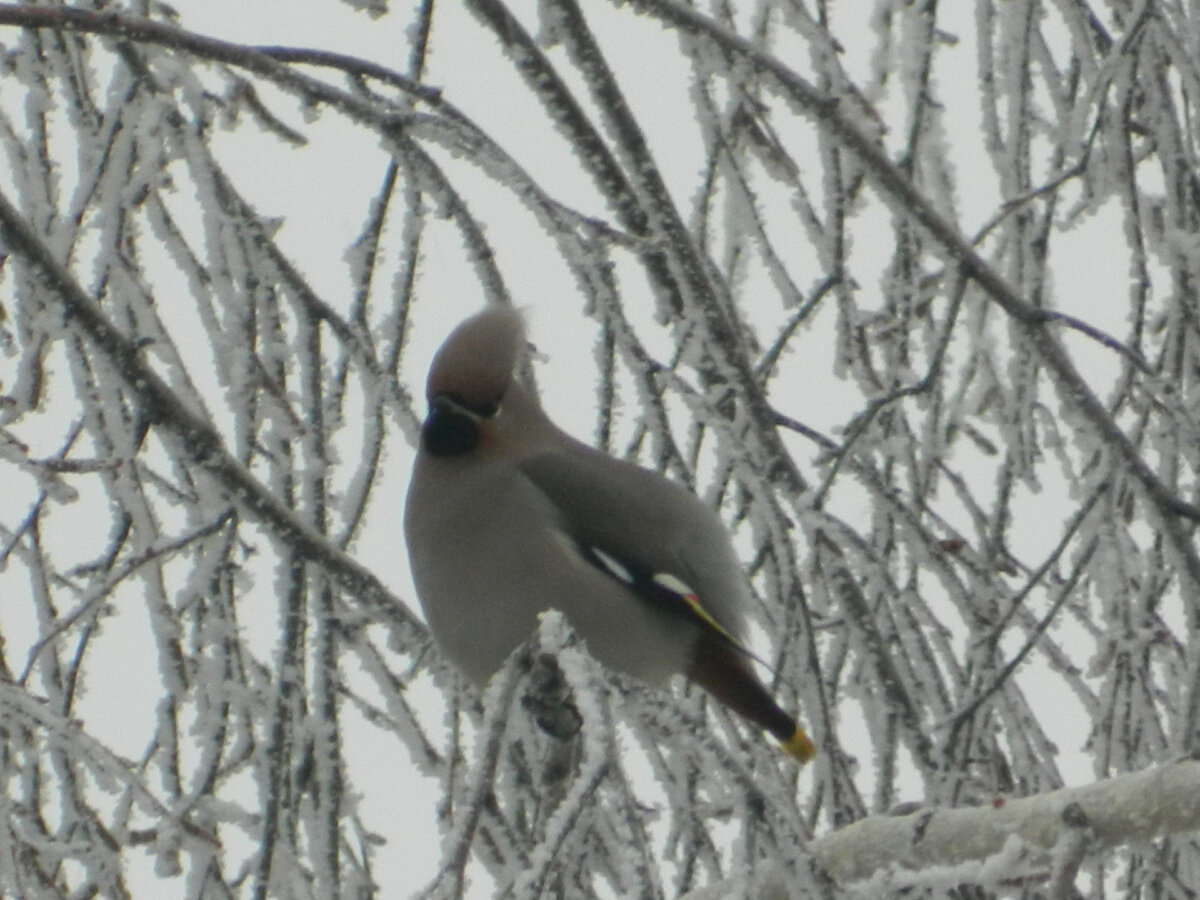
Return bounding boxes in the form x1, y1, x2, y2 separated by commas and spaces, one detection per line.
422, 307, 525, 457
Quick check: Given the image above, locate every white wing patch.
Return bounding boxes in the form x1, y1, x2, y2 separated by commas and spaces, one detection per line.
572, 540, 776, 674
589, 546, 635, 585
651, 572, 693, 596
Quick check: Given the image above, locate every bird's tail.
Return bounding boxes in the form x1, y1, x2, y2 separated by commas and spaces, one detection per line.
777, 723, 818, 764
687, 634, 817, 764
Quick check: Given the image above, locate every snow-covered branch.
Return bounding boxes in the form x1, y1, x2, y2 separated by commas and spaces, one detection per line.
0, 187, 422, 639
813, 759, 1200, 885
681, 760, 1200, 896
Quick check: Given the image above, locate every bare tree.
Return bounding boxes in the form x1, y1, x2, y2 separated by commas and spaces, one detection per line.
1, 1, 1199, 897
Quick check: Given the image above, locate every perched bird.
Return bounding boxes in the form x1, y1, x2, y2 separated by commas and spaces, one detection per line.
404, 307, 815, 762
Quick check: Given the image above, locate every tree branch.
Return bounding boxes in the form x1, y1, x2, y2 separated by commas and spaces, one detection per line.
617, 0, 1200, 583
0, 186, 424, 640
679, 759, 1200, 895
811, 758, 1200, 885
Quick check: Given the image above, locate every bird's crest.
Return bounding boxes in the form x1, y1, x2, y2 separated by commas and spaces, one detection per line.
426, 306, 525, 407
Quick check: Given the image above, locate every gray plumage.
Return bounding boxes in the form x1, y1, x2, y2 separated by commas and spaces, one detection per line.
404, 307, 815, 762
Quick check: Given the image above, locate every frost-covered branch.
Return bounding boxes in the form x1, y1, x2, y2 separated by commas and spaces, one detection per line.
678, 760, 1200, 896
0, 187, 422, 637
617, 0, 1200, 572
812, 759, 1200, 886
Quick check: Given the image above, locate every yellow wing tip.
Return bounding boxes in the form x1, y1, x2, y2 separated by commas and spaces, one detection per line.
781, 727, 817, 764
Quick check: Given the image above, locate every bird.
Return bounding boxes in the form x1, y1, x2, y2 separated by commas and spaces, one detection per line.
404, 307, 816, 763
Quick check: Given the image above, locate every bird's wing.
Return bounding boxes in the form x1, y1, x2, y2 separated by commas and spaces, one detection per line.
518, 445, 752, 646
519, 447, 817, 764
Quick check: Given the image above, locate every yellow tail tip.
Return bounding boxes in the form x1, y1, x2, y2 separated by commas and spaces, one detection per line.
781, 727, 817, 764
